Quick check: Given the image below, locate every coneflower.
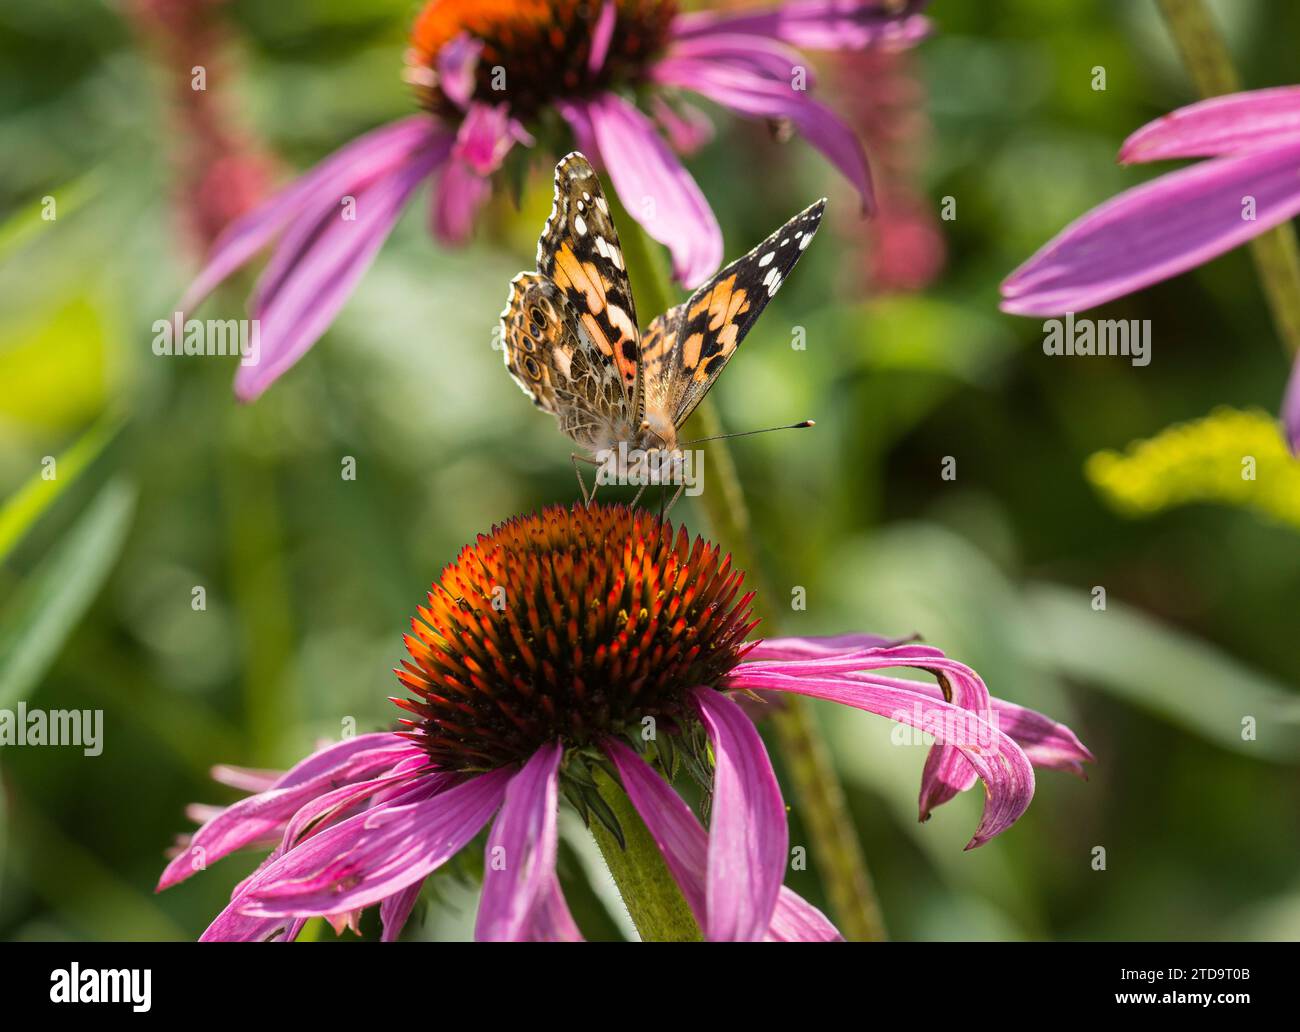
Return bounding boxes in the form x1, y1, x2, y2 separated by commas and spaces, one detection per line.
159, 504, 1090, 941
179, 0, 932, 401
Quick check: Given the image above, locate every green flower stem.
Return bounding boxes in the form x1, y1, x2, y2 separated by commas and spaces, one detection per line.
589, 765, 703, 941
611, 197, 886, 941
1158, 0, 1300, 358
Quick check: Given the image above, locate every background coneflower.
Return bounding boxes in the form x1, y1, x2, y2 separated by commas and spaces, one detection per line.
179, 0, 931, 401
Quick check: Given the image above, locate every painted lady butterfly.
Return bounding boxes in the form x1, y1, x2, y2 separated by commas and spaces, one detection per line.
502, 152, 823, 503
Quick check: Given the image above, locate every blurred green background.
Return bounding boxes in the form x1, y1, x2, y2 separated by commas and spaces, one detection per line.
2, 0, 1298, 941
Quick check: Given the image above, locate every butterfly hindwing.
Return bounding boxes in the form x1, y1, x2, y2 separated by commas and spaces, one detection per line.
501, 272, 632, 452
537, 152, 642, 414
642, 198, 826, 427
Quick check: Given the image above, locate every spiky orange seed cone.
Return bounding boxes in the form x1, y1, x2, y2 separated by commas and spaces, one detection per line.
393, 504, 758, 770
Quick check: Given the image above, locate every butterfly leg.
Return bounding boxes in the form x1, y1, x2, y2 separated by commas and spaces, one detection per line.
661, 481, 687, 517
571, 453, 603, 508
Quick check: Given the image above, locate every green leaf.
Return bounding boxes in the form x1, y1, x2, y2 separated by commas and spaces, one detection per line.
0, 479, 136, 708
1023, 583, 1300, 759
0, 414, 121, 563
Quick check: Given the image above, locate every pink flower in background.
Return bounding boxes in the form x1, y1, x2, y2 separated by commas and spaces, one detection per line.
158, 505, 1090, 941
178, 0, 931, 401
1000, 86, 1300, 453
833, 46, 945, 293
125, 0, 277, 253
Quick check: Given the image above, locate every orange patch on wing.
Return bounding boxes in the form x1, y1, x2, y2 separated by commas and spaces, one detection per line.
682, 331, 704, 370
580, 313, 614, 356
709, 283, 749, 331
553, 245, 605, 312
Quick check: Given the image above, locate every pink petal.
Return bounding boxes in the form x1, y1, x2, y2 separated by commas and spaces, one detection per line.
589, 1, 617, 74
1285, 353, 1300, 455
1000, 140, 1300, 316
671, 0, 931, 51
651, 95, 716, 155
579, 92, 723, 287
432, 157, 492, 244
234, 767, 511, 918
744, 632, 896, 661
1120, 86, 1300, 163
522, 876, 585, 942
691, 687, 787, 941
475, 741, 565, 942
556, 98, 599, 158
209, 764, 282, 793
380, 877, 426, 942
653, 57, 875, 213
455, 101, 519, 175
180, 115, 439, 314
666, 32, 818, 84
234, 139, 449, 402
437, 33, 483, 110
604, 739, 838, 941
731, 669, 1035, 848
767, 887, 843, 942
157, 734, 423, 890
740, 644, 998, 823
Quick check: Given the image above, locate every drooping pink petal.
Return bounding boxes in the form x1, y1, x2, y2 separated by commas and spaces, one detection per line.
428, 102, 527, 245
651, 95, 715, 155
604, 739, 839, 941
475, 741, 565, 942
209, 764, 281, 793
666, 32, 818, 84
731, 669, 1035, 848
589, 1, 617, 74
522, 876, 585, 942
671, 0, 931, 51
742, 644, 995, 824
456, 102, 520, 175
578, 92, 723, 287
767, 887, 843, 942
555, 98, 598, 158
690, 688, 787, 941
1285, 354, 1300, 455
653, 57, 875, 212
437, 33, 483, 110
200, 908, 298, 943
744, 632, 895, 661
234, 138, 450, 402
1000, 140, 1300, 316
432, 157, 492, 244
233, 767, 511, 918
179, 115, 440, 314
157, 733, 424, 890
380, 877, 426, 942
1120, 87, 1300, 164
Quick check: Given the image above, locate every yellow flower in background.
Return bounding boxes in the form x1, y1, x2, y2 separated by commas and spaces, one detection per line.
1086, 407, 1300, 531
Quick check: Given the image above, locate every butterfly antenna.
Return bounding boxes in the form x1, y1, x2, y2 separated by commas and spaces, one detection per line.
677, 420, 814, 447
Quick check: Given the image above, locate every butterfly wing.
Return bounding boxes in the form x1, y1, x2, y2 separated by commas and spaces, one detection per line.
501, 272, 632, 452
537, 152, 643, 419
642, 198, 826, 428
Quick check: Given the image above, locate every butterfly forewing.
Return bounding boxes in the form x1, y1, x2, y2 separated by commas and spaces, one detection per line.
536, 152, 643, 418
642, 198, 826, 428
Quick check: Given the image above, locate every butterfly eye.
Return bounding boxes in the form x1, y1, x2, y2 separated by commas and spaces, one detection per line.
524, 356, 542, 380
528, 307, 547, 328
522, 336, 537, 353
